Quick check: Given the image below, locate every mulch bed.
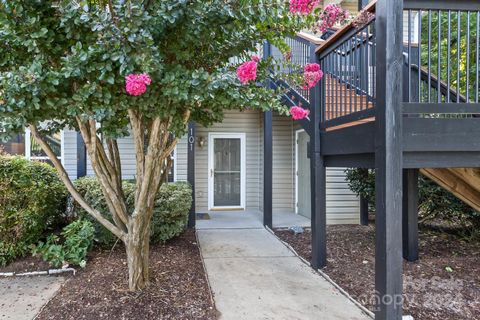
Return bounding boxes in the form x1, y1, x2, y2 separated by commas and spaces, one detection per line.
35, 229, 217, 320
0, 255, 52, 274
275, 225, 480, 320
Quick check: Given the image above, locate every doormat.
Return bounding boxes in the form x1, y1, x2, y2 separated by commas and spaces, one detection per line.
196, 213, 211, 220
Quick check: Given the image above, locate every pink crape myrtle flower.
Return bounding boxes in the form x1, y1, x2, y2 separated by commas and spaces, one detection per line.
237, 59, 258, 85
303, 63, 324, 89
290, 106, 310, 120
125, 73, 152, 96
289, 0, 320, 15
251, 54, 261, 62
317, 4, 349, 32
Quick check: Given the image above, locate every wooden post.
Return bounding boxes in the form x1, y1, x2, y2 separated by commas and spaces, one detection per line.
402, 169, 419, 262
263, 110, 273, 228
374, 0, 404, 319
310, 43, 327, 269
263, 41, 273, 228
187, 122, 196, 228
360, 168, 369, 225
76, 132, 87, 179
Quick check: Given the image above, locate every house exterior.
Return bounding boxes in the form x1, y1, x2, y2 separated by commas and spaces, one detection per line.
1, 17, 362, 226
1, 109, 361, 225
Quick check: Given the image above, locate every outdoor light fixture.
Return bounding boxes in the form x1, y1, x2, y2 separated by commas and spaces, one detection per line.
197, 136, 206, 148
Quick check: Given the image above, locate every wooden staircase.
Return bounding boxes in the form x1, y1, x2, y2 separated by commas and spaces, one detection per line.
324, 75, 375, 130
421, 168, 480, 212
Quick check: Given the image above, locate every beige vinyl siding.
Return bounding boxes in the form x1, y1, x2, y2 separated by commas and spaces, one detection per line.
86, 135, 137, 180
194, 109, 262, 212
63, 129, 78, 179
175, 135, 188, 181
326, 168, 360, 224
272, 113, 295, 212
403, 11, 419, 45
292, 126, 360, 224
85, 134, 186, 181
340, 0, 359, 13
322, 0, 359, 13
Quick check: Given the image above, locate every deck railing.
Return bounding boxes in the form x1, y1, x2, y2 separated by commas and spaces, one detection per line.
270, 34, 320, 103
402, 1, 480, 116
317, 16, 376, 128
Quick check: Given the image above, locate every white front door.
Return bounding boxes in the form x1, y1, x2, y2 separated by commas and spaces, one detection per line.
296, 129, 311, 218
208, 133, 246, 210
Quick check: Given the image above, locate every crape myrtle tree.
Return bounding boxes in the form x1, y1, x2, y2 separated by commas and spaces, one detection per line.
0, 0, 332, 290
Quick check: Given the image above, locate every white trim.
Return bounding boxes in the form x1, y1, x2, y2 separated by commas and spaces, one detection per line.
60, 130, 65, 166
207, 132, 246, 210
294, 129, 305, 215
173, 145, 177, 182
25, 127, 31, 159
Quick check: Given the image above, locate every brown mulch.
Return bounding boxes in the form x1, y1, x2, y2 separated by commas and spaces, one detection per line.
0, 255, 52, 273
36, 229, 217, 320
275, 225, 480, 320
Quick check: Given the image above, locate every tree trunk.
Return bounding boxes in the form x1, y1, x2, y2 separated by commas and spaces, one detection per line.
126, 216, 151, 291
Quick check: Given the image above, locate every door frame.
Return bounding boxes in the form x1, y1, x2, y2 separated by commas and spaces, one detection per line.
207, 132, 246, 210
295, 129, 306, 215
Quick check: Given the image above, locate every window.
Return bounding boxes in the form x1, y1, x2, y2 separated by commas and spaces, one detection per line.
24, 128, 64, 165
0, 133, 26, 155
167, 146, 177, 182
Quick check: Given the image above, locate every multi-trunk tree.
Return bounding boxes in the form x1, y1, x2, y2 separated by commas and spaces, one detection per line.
0, 0, 337, 290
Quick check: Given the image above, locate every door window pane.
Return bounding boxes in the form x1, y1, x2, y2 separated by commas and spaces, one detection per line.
213, 138, 241, 207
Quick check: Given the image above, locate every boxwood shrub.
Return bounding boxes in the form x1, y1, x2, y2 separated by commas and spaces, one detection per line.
71, 177, 192, 246
0, 156, 67, 266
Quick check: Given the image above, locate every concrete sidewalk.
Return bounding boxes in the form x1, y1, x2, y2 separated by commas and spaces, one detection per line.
197, 228, 370, 320
0, 276, 64, 320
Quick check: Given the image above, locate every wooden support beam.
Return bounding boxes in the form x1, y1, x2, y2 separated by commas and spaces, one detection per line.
360, 196, 369, 225
310, 43, 327, 269
76, 132, 87, 179
374, 0, 404, 318
187, 122, 196, 228
263, 110, 273, 228
263, 41, 273, 229
402, 169, 419, 262
359, 169, 370, 226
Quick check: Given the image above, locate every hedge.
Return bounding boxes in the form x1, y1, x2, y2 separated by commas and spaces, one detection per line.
0, 156, 67, 266
71, 177, 192, 246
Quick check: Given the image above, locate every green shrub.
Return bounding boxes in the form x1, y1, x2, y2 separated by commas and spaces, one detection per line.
32, 219, 95, 268
0, 156, 67, 266
151, 182, 192, 243
71, 176, 135, 245
345, 168, 480, 230
72, 177, 192, 246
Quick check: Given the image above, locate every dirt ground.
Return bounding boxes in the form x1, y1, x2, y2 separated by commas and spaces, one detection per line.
275, 225, 480, 320
33, 229, 217, 320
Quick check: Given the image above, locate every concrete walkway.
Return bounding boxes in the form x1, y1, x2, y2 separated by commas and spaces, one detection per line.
197, 227, 371, 320
196, 210, 311, 230
0, 276, 64, 320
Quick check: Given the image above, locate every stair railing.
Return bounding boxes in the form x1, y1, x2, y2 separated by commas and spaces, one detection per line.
269, 33, 323, 104
402, 1, 480, 117
317, 16, 377, 129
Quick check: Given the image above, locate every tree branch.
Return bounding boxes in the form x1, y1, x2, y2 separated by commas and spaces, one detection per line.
128, 109, 145, 202
29, 124, 126, 241
107, 138, 123, 193
76, 118, 130, 231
